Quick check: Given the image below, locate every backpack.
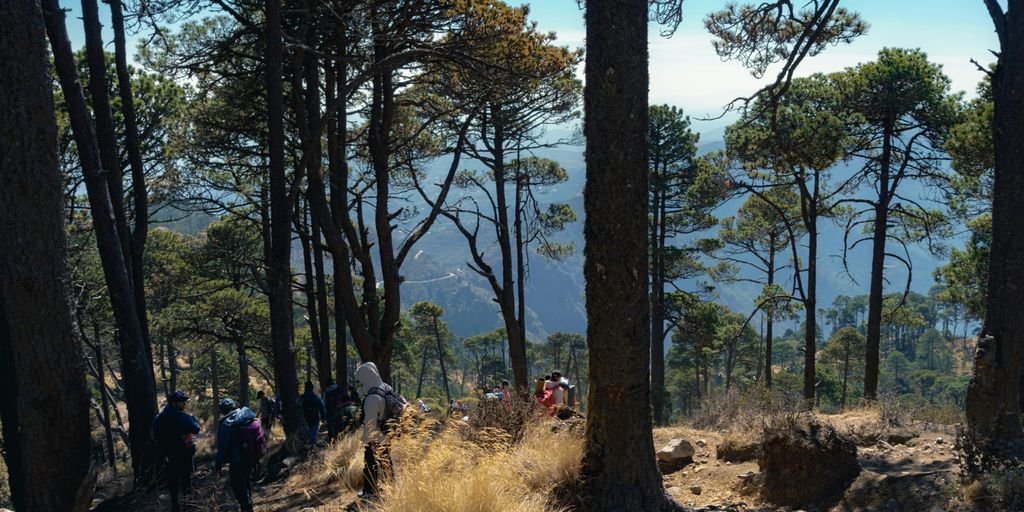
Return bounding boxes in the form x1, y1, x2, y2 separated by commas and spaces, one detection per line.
301, 395, 321, 425
237, 419, 267, 466
365, 386, 408, 431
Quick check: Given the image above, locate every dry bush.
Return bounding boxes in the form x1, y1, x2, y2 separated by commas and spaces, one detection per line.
360, 419, 583, 512
687, 386, 803, 435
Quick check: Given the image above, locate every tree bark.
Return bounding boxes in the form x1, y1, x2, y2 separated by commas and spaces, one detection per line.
92, 334, 117, 474
966, 1, 1024, 447
236, 337, 250, 406
765, 243, 776, 389
43, 0, 159, 487
434, 316, 452, 404
265, 0, 306, 447
0, 1, 94, 507
110, 0, 152, 358
580, 1, 678, 510
864, 122, 892, 401
328, 31, 349, 388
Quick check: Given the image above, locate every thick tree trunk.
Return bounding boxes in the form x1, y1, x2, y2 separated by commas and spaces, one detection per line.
265, 0, 306, 446
966, 4, 1024, 446
44, 0, 159, 487
580, 1, 678, 510
864, 123, 892, 401
0, 4, 94, 508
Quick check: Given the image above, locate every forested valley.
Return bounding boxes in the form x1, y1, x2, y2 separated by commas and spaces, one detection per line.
1, 0, 1023, 511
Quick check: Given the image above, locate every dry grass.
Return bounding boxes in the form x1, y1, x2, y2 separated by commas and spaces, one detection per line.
285, 433, 365, 493
353, 416, 583, 512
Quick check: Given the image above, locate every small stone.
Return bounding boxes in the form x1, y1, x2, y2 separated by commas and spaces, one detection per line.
690, 485, 703, 495
725, 461, 732, 465
697, 439, 707, 447
936, 437, 945, 444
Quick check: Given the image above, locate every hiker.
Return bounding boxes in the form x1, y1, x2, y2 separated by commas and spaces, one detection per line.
545, 370, 568, 407
256, 390, 275, 437
494, 379, 512, 400
323, 381, 343, 442
356, 361, 408, 499
215, 398, 265, 512
152, 391, 200, 512
416, 399, 431, 413
301, 381, 327, 445
338, 385, 361, 435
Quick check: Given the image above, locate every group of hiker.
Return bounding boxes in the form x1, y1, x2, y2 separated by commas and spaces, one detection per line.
150, 365, 575, 510
149, 361, 407, 510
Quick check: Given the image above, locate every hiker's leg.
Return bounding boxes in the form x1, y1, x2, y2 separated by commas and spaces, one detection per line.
166, 457, 181, 512
362, 444, 379, 496
180, 455, 194, 497
229, 463, 254, 512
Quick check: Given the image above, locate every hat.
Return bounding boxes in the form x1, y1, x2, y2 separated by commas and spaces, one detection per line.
167, 391, 189, 402
218, 398, 237, 413
550, 370, 562, 377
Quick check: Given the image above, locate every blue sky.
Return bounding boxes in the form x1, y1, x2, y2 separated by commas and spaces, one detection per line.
67, 0, 998, 135
526, 0, 998, 133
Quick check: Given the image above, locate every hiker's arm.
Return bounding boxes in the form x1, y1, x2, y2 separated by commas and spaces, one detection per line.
186, 414, 200, 434
361, 395, 384, 443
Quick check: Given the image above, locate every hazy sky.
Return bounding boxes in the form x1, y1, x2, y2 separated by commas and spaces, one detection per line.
526, 1, 998, 132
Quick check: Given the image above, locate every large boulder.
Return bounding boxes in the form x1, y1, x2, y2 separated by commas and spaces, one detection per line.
759, 418, 861, 508
657, 438, 695, 473
655, 436, 696, 464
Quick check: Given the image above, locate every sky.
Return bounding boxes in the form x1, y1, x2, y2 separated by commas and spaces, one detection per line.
525, 0, 999, 134
66, 0, 999, 137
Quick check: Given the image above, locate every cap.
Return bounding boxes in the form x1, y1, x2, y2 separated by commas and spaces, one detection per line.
167, 391, 189, 402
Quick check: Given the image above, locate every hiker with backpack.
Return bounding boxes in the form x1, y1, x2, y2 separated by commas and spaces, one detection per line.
152, 391, 201, 512
301, 381, 327, 446
215, 398, 266, 512
256, 390, 275, 438
355, 361, 408, 499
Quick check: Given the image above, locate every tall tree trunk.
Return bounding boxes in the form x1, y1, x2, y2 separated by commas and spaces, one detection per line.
328, 32, 349, 388
236, 337, 250, 406
298, 202, 327, 387
168, 336, 178, 393
966, 1, 1024, 447
803, 215, 818, 404
92, 336, 117, 474
211, 347, 220, 423
43, 0, 159, 486
82, 0, 135, 280
415, 343, 429, 399
110, 0, 151, 357
864, 122, 892, 401
312, 219, 332, 385
651, 183, 668, 424
434, 316, 452, 404
265, 0, 306, 447
765, 244, 776, 389
580, 1, 677, 509
0, 3, 94, 506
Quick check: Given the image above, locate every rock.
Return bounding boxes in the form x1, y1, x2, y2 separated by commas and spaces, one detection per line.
690, 485, 703, 495
738, 470, 756, 481
876, 440, 894, 451
697, 439, 707, 447
657, 438, 695, 464
759, 418, 860, 508
935, 437, 945, 445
